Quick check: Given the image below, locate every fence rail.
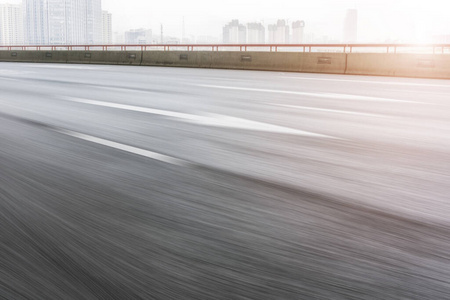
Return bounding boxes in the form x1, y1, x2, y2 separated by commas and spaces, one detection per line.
1, 44, 450, 54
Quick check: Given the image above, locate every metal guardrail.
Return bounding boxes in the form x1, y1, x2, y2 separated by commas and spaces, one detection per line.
1, 44, 450, 54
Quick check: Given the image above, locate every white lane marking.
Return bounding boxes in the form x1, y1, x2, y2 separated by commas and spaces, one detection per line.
282, 76, 450, 88
195, 84, 417, 103
61, 96, 336, 138
25, 64, 107, 70
273, 104, 385, 118
54, 128, 187, 166
191, 113, 334, 137
0, 70, 36, 75
61, 96, 199, 119
0, 77, 21, 82
97, 86, 145, 93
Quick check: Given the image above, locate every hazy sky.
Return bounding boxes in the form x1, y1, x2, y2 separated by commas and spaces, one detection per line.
2, 0, 450, 42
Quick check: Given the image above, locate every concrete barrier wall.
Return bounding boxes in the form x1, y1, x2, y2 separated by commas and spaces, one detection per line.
0, 50, 141, 65
140, 51, 347, 74
1, 50, 450, 79
345, 53, 450, 79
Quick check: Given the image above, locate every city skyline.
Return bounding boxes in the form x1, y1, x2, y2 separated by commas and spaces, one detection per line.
1, 0, 450, 44
94, 0, 450, 43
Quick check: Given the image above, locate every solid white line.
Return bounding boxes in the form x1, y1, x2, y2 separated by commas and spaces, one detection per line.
54, 128, 187, 166
60, 96, 336, 138
282, 76, 450, 88
273, 104, 385, 118
195, 84, 417, 103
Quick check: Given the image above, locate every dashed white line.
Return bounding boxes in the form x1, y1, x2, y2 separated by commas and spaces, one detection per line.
61, 96, 195, 119
273, 104, 385, 118
60, 96, 336, 138
195, 84, 417, 103
282, 76, 450, 88
26, 64, 107, 70
0, 77, 21, 82
54, 128, 187, 166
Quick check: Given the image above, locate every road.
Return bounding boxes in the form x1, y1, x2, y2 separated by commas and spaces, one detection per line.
1, 62, 450, 299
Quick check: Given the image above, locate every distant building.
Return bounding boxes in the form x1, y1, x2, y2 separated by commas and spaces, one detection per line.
23, 0, 102, 45
113, 31, 124, 44
247, 23, 265, 44
268, 20, 289, 44
433, 35, 450, 43
102, 11, 112, 44
125, 28, 152, 44
86, 0, 102, 44
196, 35, 219, 44
0, 4, 23, 45
223, 20, 246, 44
291, 20, 305, 44
23, 0, 48, 44
343, 9, 358, 43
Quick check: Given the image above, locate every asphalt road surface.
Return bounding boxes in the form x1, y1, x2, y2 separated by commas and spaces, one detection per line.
1, 62, 450, 299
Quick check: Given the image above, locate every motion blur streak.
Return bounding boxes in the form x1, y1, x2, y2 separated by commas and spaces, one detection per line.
1, 62, 450, 299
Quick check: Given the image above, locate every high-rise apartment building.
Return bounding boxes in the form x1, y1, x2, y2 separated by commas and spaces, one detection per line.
23, 0, 102, 45
343, 9, 358, 43
0, 4, 24, 45
223, 20, 246, 44
86, 0, 102, 44
102, 10, 112, 44
23, 0, 48, 44
291, 20, 305, 44
268, 20, 289, 44
247, 23, 265, 44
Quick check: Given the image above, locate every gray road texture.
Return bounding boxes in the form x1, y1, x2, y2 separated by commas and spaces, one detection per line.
1, 63, 450, 299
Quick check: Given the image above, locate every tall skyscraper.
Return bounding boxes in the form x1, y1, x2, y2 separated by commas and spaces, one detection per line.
102, 10, 112, 44
247, 23, 265, 44
86, 0, 102, 44
23, 0, 102, 45
23, 0, 48, 45
291, 20, 305, 44
46, 0, 67, 44
223, 20, 246, 44
268, 20, 289, 44
343, 9, 358, 43
0, 4, 24, 45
